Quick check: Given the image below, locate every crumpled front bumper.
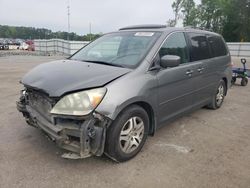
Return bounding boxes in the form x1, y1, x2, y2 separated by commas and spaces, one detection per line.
17, 98, 111, 159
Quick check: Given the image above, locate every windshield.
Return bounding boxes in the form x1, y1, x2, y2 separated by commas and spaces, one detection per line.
70, 31, 161, 68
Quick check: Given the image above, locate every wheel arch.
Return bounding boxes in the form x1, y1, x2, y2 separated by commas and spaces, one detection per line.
110, 100, 156, 136
133, 101, 156, 136
222, 77, 228, 95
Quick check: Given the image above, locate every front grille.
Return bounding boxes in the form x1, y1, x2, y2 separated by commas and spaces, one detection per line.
28, 90, 53, 121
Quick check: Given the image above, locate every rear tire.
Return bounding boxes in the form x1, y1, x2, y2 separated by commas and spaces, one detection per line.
207, 80, 226, 110
105, 105, 149, 162
241, 77, 248, 86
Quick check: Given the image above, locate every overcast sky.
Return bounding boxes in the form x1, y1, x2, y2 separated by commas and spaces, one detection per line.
1, 0, 180, 35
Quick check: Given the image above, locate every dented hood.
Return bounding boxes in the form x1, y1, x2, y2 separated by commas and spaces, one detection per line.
22, 59, 131, 97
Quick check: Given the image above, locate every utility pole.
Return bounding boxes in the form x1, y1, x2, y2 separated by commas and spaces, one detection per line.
89, 22, 92, 41
67, 0, 70, 41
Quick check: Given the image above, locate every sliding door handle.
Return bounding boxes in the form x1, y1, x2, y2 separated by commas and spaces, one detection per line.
197, 67, 205, 73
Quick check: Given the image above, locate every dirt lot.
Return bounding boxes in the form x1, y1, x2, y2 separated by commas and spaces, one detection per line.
0, 55, 250, 188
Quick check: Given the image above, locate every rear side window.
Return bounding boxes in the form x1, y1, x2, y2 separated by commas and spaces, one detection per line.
187, 33, 210, 61
207, 35, 227, 57
159, 32, 189, 64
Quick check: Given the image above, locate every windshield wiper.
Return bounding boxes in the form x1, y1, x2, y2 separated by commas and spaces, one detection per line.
82, 60, 125, 68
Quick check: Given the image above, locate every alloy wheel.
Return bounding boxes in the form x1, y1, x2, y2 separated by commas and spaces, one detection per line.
216, 84, 224, 106
119, 116, 145, 154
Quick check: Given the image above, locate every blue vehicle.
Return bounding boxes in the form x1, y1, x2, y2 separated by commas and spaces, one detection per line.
232, 58, 249, 86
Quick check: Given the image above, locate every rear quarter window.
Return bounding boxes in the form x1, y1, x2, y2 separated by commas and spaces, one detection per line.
207, 35, 228, 57
187, 33, 210, 62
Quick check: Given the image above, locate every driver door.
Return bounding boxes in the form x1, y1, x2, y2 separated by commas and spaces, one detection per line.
156, 32, 197, 126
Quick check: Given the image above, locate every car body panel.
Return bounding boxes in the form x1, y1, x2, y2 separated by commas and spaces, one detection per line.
156, 63, 198, 125
96, 66, 159, 121
21, 59, 131, 97
193, 55, 231, 103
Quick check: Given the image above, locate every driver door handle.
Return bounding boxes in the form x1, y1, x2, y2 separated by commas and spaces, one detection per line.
186, 70, 194, 76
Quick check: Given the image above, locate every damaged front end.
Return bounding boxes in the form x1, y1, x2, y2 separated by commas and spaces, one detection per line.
16, 88, 111, 159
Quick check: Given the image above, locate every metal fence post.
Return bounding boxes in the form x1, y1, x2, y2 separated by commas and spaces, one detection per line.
238, 43, 242, 57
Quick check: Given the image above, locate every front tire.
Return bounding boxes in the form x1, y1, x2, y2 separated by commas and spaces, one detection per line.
207, 80, 226, 109
105, 105, 149, 162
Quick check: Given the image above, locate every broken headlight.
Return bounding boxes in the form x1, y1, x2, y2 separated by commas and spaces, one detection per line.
50, 88, 106, 116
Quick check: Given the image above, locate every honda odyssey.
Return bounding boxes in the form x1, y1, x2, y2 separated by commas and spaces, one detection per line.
17, 25, 232, 162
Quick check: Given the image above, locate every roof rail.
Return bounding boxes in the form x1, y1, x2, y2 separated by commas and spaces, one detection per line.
184, 26, 213, 32
184, 26, 196, 29
119, 24, 167, 31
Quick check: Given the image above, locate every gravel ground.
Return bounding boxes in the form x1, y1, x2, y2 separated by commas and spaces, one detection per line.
0, 56, 250, 188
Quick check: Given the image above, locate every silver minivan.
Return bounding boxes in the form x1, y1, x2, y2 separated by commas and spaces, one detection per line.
17, 25, 232, 162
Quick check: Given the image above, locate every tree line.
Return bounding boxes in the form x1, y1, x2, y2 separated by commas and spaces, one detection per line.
0, 25, 101, 41
169, 0, 250, 42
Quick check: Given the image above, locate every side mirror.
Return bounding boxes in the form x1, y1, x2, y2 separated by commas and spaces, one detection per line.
160, 55, 180, 68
